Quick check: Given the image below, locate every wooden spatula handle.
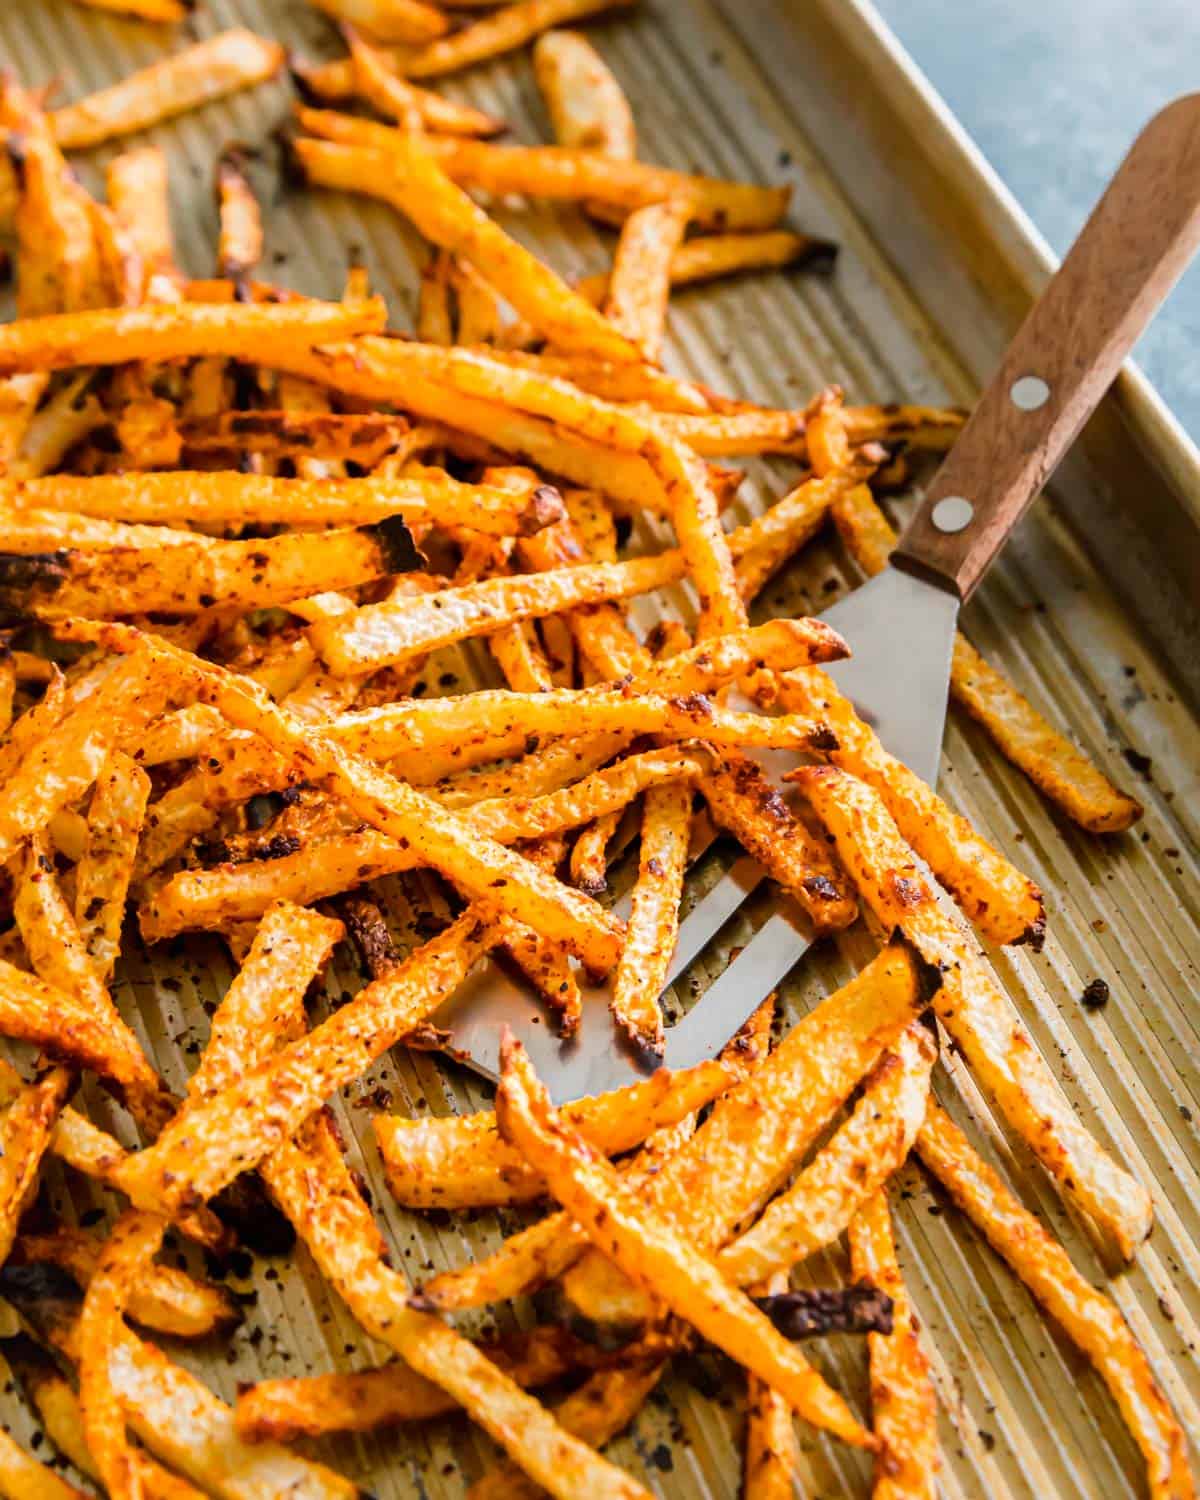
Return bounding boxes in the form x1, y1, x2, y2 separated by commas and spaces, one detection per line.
892, 92, 1200, 601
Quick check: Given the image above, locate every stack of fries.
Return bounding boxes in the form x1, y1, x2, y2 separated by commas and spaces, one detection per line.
0, 5, 1183, 1499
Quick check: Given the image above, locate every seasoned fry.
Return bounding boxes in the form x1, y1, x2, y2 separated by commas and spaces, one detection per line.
312, 0, 449, 43
744, 1270, 803, 1500
0, 297, 384, 376
0, 1425, 88, 1500
51, 30, 286, 150
716, 1020, 935, 1285
376, 1054, 738, 1208
496, 1036, 875, 1448
569, 806, 620, 895
106, 148, 184, 304
559, 941, 936, 1328
484, 346, 714, 413
778, 667, 1046, 947
794, 765, 1152, 1260
215, 149, 263, 282
343, 25, 503, 134
734, 469, 856, 601
0, 515, 419, 618
70, 0, 187, 19
0, 1067, 74, 1264
917, 1105, 1191, 1500
178, 409, 421, 467
575, 230, 839, 303
15, 1228, 239, 1340
604, 198, 691, 360
418, 251, 454, 345
830, 483, 1142, 832
533, 28, 636, 158
848, 1191, 939, 1500
295, 136, 644, 362
610, 780, 691, 1055
17, 468, 560, 537
78, 1208, 168, 1500
73, 751, 150, 982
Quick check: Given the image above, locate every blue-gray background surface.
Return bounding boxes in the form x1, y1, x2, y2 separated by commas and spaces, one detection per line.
874, 0, 1200, 444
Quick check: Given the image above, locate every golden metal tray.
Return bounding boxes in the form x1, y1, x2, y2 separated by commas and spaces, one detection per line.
1, 0, 1197, 1494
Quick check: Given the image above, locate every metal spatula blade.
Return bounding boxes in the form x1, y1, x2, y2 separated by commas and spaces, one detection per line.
435, 93, 1200, 1101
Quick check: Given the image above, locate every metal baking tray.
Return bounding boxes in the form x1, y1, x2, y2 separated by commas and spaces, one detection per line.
0, 0, 1197, 1494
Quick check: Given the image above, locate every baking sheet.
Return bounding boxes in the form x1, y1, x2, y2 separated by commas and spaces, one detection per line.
0, 0, 1198, 1495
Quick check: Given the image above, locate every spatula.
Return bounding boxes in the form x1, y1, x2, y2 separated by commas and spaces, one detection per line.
436, 93, 1200, 1102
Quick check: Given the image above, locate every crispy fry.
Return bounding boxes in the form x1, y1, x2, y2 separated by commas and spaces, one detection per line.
377, 1054, 738, 1208
0, 516, 419, 618
482, 346, 714, 413
295, 135, 644, 362
496, 1036, 875, 1448
343, 25, 503, 134
918, 1105, 1191, 1499
848, 1191, 939, 1500
647, 406, 807, 456
106, 148, 184, 304
0, 1425, 88, 1500
576, 230, 838, 303
0, 1067, 74, 1264
610, 779, 691, 1055
15, 1228, 239, 1340
417, 251, 454, 345
570, 806, 620, 894
313, 0, 449, 42
716, 1020, 935, 1285
18, 468, 560, 537
734, 470, 854, 601
78, 1208, 168, 1500
451, 257, 507, 344
604, 198, 691, 361
51, 31, 285, 151
72, 751, 150, 981
830, 483, 1142, 832
533, 28, 635, 158
744, 1270, 802, 1500
559, 941, 936, 1328
794, 765, 1152, 1259
215, 149, 263, 282
69, 0, 187, 19
178, 409, 423, 468
778, 667, 1046, 947
13, 832, 164, 1124
317, 126, 791, 229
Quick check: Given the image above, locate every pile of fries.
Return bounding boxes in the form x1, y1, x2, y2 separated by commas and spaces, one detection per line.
0, 3, 1184, 1498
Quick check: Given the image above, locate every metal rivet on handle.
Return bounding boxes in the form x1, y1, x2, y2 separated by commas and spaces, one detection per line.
1010, 375, 1051, 410
931, 496, 975, 534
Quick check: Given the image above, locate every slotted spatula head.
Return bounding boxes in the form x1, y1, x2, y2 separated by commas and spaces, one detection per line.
436, 92, 1200, 1102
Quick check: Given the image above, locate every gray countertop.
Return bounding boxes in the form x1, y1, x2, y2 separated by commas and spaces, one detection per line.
874, 0, 1200, 445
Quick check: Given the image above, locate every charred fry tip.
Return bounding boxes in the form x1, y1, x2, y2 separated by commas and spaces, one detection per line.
1019, 906, 1048, 952
0, 550, 71, 592
806, 725, 839, 753
521, 484, 567, 535
752, 1281, 894, 1339
370, 514, 424, 574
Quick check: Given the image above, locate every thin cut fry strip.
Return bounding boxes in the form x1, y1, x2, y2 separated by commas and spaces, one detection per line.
496, 1037, 875, 1448
604, 198, 691, 361
794, 765, 1152, 1260
848, 1191, 939, 1500
917, 1106, 1190, 1500
0, 1426, 88, 1500
533, 28, 635, 158
0, 1067, 74, 1264
73, 752, 150, 982
342, 25, 503, 134
574, 230, 839, 303
51, 30, 285, 150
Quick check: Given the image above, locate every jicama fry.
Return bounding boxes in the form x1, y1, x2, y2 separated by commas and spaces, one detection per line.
343, 25, 504, 135
496, 1036, 875, 1449
917, 1105, 1191, 1500
215, 149, 263, 282
69, 0, 187, 18
0, 297, 385, 376
0, 516, 419, 618
15, 1228, 239, 1339
0, 1067, 74, 1264
794, 765, 1152, 1260
484, 346, 714, 413
778, 667, 1046, 947
559, 941, 936, 1328
332, 127, 792, 230
830, 482, 1142, 832
533, 28, 636, 158
0, 1425, 88, 1500
307, 0, 639, 93
51, 30, 286, 150
295, 135, 644, 363
73, 751, 150, 982
78, 1208, 168, 1500
418, 251, 454, 345
610, 780, 691, 1055
734, 469, 857, 601
178, 409, 421, 468
452, 257, 507, 343
106, 148, 184, 304
376, 1054, 739, 1208
311, 0, 449, 43
575, 230, 839, 304
743, 1271, 803, 1500
18, 468, 561, 537
570, 806, 620, 895
848, 1191, 939, 1500
716, 1020, 936, 1285
648, 406, 807, 456
605, 198, 691, 361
